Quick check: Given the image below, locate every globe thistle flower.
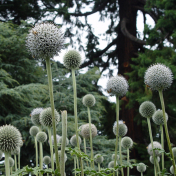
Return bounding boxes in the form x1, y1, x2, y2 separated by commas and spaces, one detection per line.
29, 126, 39, 137
78, 125, 85, 136
113, 122, 128, 137
81, 123, 97, 139
108, 161, 117, 168
70, 135, 82, 147
170, 165, 175, 174
139, 101, 156, 118
11, 146, 20, 155
9, 157, 14, 168
0, 125, 22, 153
26, 22, 64, 59
58, 137, 69, 146
36, 132, 47, 143
82, 94, 96, 107
112, 154, 120, 160
54, 150, 67, 163
137, 163, 146, 173
107, 75, 128, 97
43, 156, 51, 165
121, 136, 133, 149
144, 63, 173, 91
94, 154, 104, 164
39, 107, 60, 128
149, 156, 160, 164
51, 134, 60, 146
152, 109, 168, 125
63, 50, 82, 70
172, 147, 176, 157
147, 141, 162, 156
0, 150, 3, 160
31, 108, 43, 126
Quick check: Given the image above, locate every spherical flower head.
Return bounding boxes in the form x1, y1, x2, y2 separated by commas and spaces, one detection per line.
58, 137, 69, 146
51, 134, 60, 146
31, 108, 43, 126
81, 123, 97, 139
78, 125, 84, 136
107, 75, 128, 97
43, 156, 51, 165
108, 161, 117, 168
149, 156, 160, 164
0, 150, 3, 160
54, 150, 67, 163
113, 122, 128, 137
112, 154, 119, 160
170, 165, 175, 174
36, 132, 47, 143
139, 101, 156, 118
39, 107, 60, 127
144, 63, 173, 91
121, 136, 133, 149
137, 163, 146, 173
11, 146, 20, 155
82, 94, 96, 107
147, 141, 162, 156
29, 126, 39, 137
63, 50, 82, 69
9, 157, 14, 167
94, 154, 104, 164
172, 147, 176, 157
0, 125, 22, 153
70, 135, 82, 147
152, 109, 168, 125
26, 22, 64, 59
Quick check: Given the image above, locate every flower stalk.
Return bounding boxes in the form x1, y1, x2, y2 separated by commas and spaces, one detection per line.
160, 125, 164, 170
5, 152, 10, 176
48, 127, 54, 174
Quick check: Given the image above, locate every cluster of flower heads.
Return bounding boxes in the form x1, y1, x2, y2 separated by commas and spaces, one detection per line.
26, 22, 65, 59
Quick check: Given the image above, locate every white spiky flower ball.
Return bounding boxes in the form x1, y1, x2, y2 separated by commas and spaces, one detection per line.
152, 109, 168, 125
58, 137, 69, 146
43, 156, 51, 165
137, 163, 146, 173
170, 165, 175, 174
63, 50, 82, 69
149, 156, 160, 164
36, 132, 47, 143
172, 147, 176, 157
139, 101, 156, 118
70, 135, 82, 147
144, 63, 173, 91
113, 121, 128, 137
82, 94, 96, 107
31, 108, 43, 126
26, 22, 64, 59
11, 146, 20, 155
94, 154, 104, 164
147, 141, 162, 156
29, 126, 39, 137
51, 134, 60, 146
107, 75, 128, 97
39, 107, 60, 127
108, 161, 117, 168
9, 157, 14, 167
112, 154, 120, 160
0, 125, 22, 153
0, 150, 3, 160
78, 125, 85, 136
54, 150, 67, 163
81, 123, 97, 139
121, 136, 133, 149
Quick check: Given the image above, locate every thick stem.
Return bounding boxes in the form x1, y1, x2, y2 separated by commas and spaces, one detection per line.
18, 150, 20, 170
87, 107, 94, 168
5, 152, 10, 176
114, 96, 120, 176
48, 127, 54, 173
98, 163, 101, 172
10, 167, 12, 175
60, 111, 67, 176
83, 138, 89, 167
47, 165, 49, 176
141, 172, 143, 176
160, 125, 164, 170
147, 118, 159, 176
127, 148, 129, 176
35, 137, 38, 169
45, 57, 60, 171
74, 157, 77, 176
158, 90, 176, 175
119, 136, 124, 176
14, 154, 17, 171
39, 142, 43, 176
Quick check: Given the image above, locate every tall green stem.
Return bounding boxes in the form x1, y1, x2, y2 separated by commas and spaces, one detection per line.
114, 96, 120, 176
48, 127, 54, 174
46, 165, 49, 176
87, 107, 94, 168
74, 156, 77, 176
14, 154, 17, 171
45, 57, 60, 171
160, 125, 164, 170
39, 142, 43, 176
10, 167, 12, 175
147, 118, 159, 176
5, 152, 10, 176
98, 163, 101, 172
72, 69, 84, 176
34, 137, 38, 169
83, 138, 89, 167
127, 148, 130, 176
60, 111, 67, 176
18, 151, 20, 170
119, 136, 124, 176
141, 172, 143, 176
158, 90, 176, 175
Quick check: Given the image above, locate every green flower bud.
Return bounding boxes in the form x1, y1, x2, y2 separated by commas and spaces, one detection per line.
36, 132, 47, 143
149, 156, 160, 164
152, 109, 168, 125
121, 136, 133, 149
70, 135, 82, 147
113, 121, 128, 137
82, 94, 96, 107
108, 161, 117, 168
9, 157, 14, 167
137, 163, 146, 173
43, 156, 51, 165
31, 108, 43, 126
81, 123, 97, 139
29, 126, 39, 137
58, 137, 69, 146
112, 154, 119, 160
94, 154, 104, 164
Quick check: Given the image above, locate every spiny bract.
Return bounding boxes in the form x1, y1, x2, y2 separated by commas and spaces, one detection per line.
36, 132, 47, 143
82, 94, 96, 107
81, 123, 97, 139
137, 163, 146, 173
70, 135, 82, 147
94, 154, 104, 164
31, 108, 43, 126
43, 156, 51, 165
29, 126, 39, 137
121, 136, 133, 149
113, 122, 128, 137
152, 109, 168, 125
147, 141, 162, 156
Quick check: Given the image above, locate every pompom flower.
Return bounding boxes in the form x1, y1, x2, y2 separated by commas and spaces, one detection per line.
39, 107, 60, 127
0, 125, 22, 153
11, 146, 20, 155
147, 141, 162, 156
82, 94, 96, 107
81, 123, 97, 139
58, 137, 69, 146
63, 50, 82, 69
144, 63, 173, 91
149, 156, 160, 164
43, 156, 51, 165
139, 101, 156, 118
54, 150, 67, 163
9, 157, 14, 167
112, 154, 119, 160
121, 137, 133, 149
29, 126, 39, 137
152, 109, 168, 125
70, 135, 82, 147
172, 147, 176, 157
170, 165, 175, 174
137, 163, 146, 173
108, 161, 117, 168
107, 75, 128, 97
113, 122, 128, 137
36, 132, 47, 143
94, 154, 104, 164
26, 22, 64, 59
31, 108, 43, 126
